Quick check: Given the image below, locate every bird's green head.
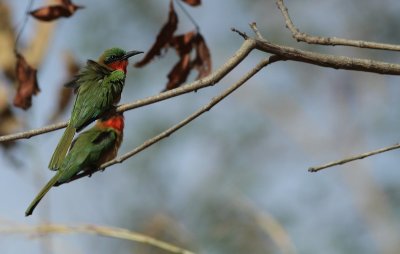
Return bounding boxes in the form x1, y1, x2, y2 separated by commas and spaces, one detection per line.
99, 48, 143, 73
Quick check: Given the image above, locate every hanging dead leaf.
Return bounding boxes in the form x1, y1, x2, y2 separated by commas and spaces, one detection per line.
164, 31, 211, 90
133, 0, 210, 91
170, 31, 196, 56
135, 0, 178, 67
60, 0, 84, 14
13, 52, 40, 110
165, 54, 192, 91
59, 0, 75, 5
29, 0, 84, 22
181, 0, 201, 6
191, 33, 211, 79
163, 31, 196, 90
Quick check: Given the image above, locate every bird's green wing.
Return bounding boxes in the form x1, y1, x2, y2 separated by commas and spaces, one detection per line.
65, 60, 111, 90
70, 69, 125, 131
57, 128, 117, 183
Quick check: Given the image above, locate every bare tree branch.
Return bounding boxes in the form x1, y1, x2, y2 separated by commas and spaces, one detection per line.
0, 122, 67, 142
0, 223, 194, 254
117, 38, 256, 112
309, 143, 400, 172
254, 38, 400, 74
250, 22, 265, 40
276, 0, 400, 51
3, 25, 400, 144
60, 56, 282, 184
0, 39, 256, 143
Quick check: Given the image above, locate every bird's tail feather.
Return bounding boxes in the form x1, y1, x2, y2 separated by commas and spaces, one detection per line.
48, 124, 76, 170
25, 172, 61, 216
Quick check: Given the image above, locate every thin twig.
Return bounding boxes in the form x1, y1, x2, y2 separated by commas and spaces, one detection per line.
0, 39, 256, 143
14, 0, 34, 52
276, 0, 400, 51
60, 56, 281, 184
250, 22, 264, 40
0, 224, 194, 254
309, 143, 400, 172
254, 38, 400, 75
0, 122, 68, 142
174, 0, 199, 32
231, 27, 248, 40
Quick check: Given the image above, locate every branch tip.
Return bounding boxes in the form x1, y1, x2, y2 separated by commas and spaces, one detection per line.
275, 0, 400, 51
308, 167, 318, 173
231, 27, 248, 40
308, 142, 400, 172
249, 22, 264, 40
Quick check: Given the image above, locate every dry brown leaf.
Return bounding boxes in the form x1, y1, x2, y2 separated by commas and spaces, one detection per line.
191, 33, 211, 79
181, 0, 201, 6
164, 31, 211, 90
135, 0, 178, 67
133, 1, 210, 91
165, 53, 192, 91
59, 0, 74, 5
163, 31, 196, 90
170, 31, 196, 56
29, 1, 84, 22
13, 52, 40, 110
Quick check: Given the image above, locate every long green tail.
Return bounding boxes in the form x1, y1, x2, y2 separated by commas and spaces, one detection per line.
48, 124, 76, 170
25, 172, 61, 216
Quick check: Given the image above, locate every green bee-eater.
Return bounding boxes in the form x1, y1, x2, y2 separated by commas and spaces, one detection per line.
48, 48, 142, 170
26, 113, 124, 216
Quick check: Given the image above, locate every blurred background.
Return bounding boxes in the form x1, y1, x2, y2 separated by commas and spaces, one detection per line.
1, 0, 400, 253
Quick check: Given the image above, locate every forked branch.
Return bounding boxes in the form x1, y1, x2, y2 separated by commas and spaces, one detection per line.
2, 13, 400, 174
276, 0, 400, 51
3, 23, 400, 143
0, 39, 256, 143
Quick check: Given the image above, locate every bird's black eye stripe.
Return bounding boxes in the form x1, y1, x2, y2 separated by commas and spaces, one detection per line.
105, 55, 118, 64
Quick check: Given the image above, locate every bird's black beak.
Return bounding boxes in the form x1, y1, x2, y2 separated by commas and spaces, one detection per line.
121, 50, 143, 60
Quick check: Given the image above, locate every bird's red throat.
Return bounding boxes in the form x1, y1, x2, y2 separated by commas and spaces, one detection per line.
102, 115, 124, 133
107, 60, 128, 74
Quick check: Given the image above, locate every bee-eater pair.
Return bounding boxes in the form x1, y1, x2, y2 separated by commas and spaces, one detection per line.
25, 48, 142, 216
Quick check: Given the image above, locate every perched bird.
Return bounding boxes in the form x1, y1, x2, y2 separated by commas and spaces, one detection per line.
26, 113, 125, 216
48, 48, 142, 170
